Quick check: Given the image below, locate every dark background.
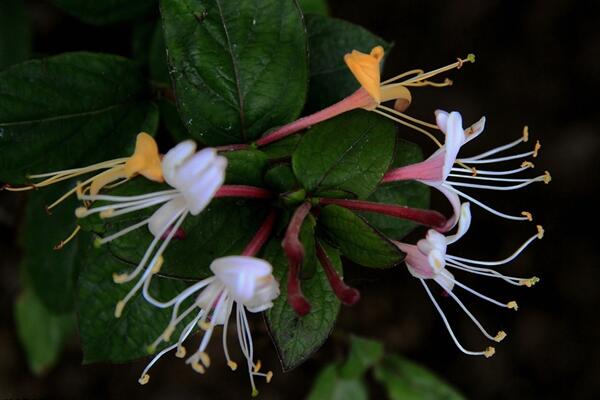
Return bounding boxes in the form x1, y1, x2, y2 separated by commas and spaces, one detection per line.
1, 0, 598, 399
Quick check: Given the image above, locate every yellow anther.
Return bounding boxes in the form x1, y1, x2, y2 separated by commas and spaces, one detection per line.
162, 325, 175, 341
114, 300, 126, 318
138, 374, 150, 385
227, 360, 238, 371
507, 301, 519, 311
521, 161, 535, 169
99, 209, 114, 219
151, 256, 164, 274
75, 207, 88, 218
522, 126, 529, 142
467, 53, 476, 63
251, 389, 259, 398
536, 225, 545, 239
93, 237, 103, 248
199, 352, 211, 368
176, 346, 187, 358
543, 171, 552, 184
266, 371, 274, 383
471, 167, 478, 176
199, 320, 212, 331
113, 273, 129, 284
520, 277, 540, 287
521, 211, 533, 221
484, 346, 496, 358
533, 140, 541, 157
494, 331, 507, 342
253, 360, 262, 373
191, 360, 206, 374
147, 344, 157, 354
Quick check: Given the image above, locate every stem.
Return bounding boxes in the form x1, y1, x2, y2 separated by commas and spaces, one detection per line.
319, 198, 447, 230
316, 241, 360, 306
215, 143, 250, 152
242, 209, 278, 257
255, 88, 373, 147
215, 185, 273, 199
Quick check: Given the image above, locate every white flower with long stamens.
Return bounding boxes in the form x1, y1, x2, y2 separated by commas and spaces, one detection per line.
138, 256, 280, 397
75, 140, 228, 317
383, 110, 550, 229
394, 202, 543, 358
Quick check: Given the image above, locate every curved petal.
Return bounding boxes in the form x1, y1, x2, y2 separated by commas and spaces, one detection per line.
442, 112, 465, 179
446, 202, 472, 245
435, 183, 462, 232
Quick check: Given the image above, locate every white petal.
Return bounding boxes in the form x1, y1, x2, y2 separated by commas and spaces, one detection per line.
183, 160, 227, 215
446, 202, 472, 244
435, 109, 450, 133
211, 256, 273, 304
148, 196, 187, 237
464, 116, 486, 143
162, 141, 197, 186
173, 148, 217, 186
442, 112, 465, 179
434, 270, 455, 292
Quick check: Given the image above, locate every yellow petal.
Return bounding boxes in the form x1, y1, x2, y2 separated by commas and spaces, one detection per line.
380, 84, 412, 111
344, 46, 384, 103
123, 132, 164, 182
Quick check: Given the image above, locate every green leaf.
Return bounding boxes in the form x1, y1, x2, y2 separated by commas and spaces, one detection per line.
264, 163, 298, 193
339, 335, 384, 379
292, 110, 396, 199
318, 205, 404, 268
261, 134, 302, 160
77, 243, 191, 363
0, 52, 159, 184
307, 364, 368, 400
299, 0, 329, 15
15, 289, 75, 375
304, 14, 389, 113
265, 217, 341, 371
149, 22, 171, 84
362, 139, 430, 239
223, 149, 269, 186
160, 0, 308, 145
0, 0, 32, 70
158, 99, 191, 142
20, 183, 92, 312
53, 0, 157, 25
374, 355, 466, 400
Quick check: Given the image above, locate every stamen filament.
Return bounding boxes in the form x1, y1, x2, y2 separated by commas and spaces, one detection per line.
443, 184, 530, 221
444, 287, 502, 342
394, 55, 475, 86
377, 104, 440, 130
459, 151, 535, 164
372, 108, 443, 147
448, 274, 513, 309
459, 137, 525, 162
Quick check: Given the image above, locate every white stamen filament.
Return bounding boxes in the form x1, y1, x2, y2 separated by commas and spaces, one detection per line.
27, 157, 128, 180
459, 137, 525, 162
446, 175, 545, 191
443, 184, 530, 221
446, 231, 540, 266
377, 104, 440, 130
97, 218, 150, 245
444, 286, 500, 341
79, 189, 179, 203
446, 262, 524, 286
445, 272, 513, 309
459, 151, 535, 164
451, 165, 533, 176
372, 108, 443, 147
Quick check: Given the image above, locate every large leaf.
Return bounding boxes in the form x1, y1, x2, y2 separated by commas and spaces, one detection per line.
77, 244, 191, 363
265, 218, 341, 371
160, 0, 308, 145
0, 0, 31, 70
339, 335, 384, 379
0, 52, 158, 184
292, 110, 396, 199
15, 289, 75, 375
318, 204, 404, 268
307, 364, 368, 400
362, 139, 430, 239
223, 149, 269, 186
53, 0, 157, 25
299, 0, 329, 16
304, 14, 389, 113
20, 183, 92, 312
374, 355, 466, 400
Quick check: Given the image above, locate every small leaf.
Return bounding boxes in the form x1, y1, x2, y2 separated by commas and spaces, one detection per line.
223, 149, 269, 186
77, 244, 191, 363
299, 0, 329, 16
363, 139, 430, 239
261, 134, 302, 160
264, 163, 298, 193
0, 52, 158, 184
53, 0, 157, 25
318, 204, 404, 268
374, 355, 466, 400
160, 0, 308, 145
292, 110, 396, 199
265, 216, 341, 371
304, 14, 390, 113
0, 0, 32, 69
15, 289, 75, 375
339, 335, 384, 379
307, 364, 368, 400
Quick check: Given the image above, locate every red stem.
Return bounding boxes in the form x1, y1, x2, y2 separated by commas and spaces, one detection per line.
255, 88, 372, 147
283, 202, 313, 316
319, 198, 447, 230
215, 143, 250, 152
242, 209, 277, 257
315, 241, 360, 306
215, 185, 272, 199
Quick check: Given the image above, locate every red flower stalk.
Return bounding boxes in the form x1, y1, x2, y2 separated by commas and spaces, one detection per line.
215, 185, 273, 200
315, 241, 360, 306
242, 209, 278, 257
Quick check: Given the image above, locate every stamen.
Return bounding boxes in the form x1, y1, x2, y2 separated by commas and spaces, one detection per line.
394, 54, 475, 86
372, 108, 443, 147
449, 274, 514, 309
507, 301, 519, 310
484, 347, 496, 358
522, 126, 529, 142
445, 287, 502, 342
377, 105, 440, 130
533, 140, 541, 157
494, 331, 507, 342
522, 211, 533, 221
520, 277, 540, 287
138, 374, 150, 385
53, 225, 81, 250
459, 136, 528, 162
442, 184, 530, 221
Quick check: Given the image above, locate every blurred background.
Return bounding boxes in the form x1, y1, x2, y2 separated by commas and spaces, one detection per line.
1, 0, 598, 398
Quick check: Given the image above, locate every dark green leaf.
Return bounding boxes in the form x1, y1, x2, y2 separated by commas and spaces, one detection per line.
53, 0, 156, 25
0, 0, 31, 70
20, 183, 92, 312
374, 355, 466, 400
292, 110, 396, 199
0, 52, 158, 184
158, 99, 191, 142
265, 217, 341, 371
299, 0, 329, 16
363, 139, 430, 239
149, 22, 171, 84
160, 0, 308, 145
318, 205, 404, 268
339, 335, 384, 379
15, 289, 75, 375
304, 14, 389, 113
261, 134, 302, 160
223, 149, 269, 186
307, 364, 368, 400
264, 163, 298, 193
77, 243, 191, 363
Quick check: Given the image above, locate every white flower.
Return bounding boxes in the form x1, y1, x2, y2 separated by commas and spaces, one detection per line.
138, 256, 280, 397
394, 202, 543, 357
75, 141, 228, 317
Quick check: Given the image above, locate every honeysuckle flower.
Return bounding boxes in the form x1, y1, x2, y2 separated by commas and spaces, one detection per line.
383, 110, 551, 230
3, 132, 163, 211
394, 202, 543, 357
255, 46, 473, 147
138, 210, 280, 397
